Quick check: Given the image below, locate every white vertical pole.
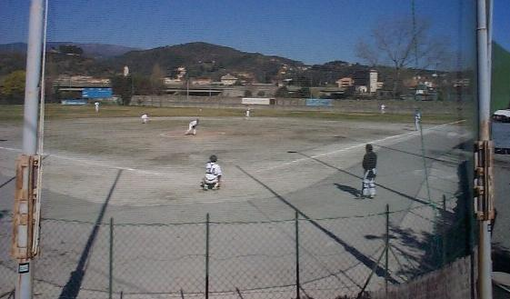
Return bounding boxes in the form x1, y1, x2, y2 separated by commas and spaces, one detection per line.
17, 0, 45, 298
476, 1, 493, 299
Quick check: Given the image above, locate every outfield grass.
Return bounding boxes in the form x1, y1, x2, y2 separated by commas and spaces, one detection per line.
0, 103, 459, 124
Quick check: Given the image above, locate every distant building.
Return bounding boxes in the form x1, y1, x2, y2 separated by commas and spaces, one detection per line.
356, 86, 368, 93
336, 77, 354, 89
192, 77, 213, 85
351, 70, 383, 94
176, 67, 187, 81
368, 70, 378, 93
54, 75, 110, 87
164, 77, 182, 85
221, 73, 238, 86
404, 75, 436, 89
453, 78, 470, 88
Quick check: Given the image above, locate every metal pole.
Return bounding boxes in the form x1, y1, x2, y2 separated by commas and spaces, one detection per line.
295, 211, 300, 299
205, 214, 210, 299
419, 121, 433, 209
186, 79, 190, 101
385, 204, 389, 297
487, 0, 493, 92
442, 195, 447, 267
17, 1, 45, 298
109, 217, 114, 299
476, 1, 493, 299
442, 229, 447, 267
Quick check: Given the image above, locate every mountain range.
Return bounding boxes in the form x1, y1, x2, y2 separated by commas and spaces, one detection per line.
0, 42, 139, 58
1, 41, 364, 85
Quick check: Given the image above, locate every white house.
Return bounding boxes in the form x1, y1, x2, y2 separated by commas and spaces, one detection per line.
221, 73, 238, 86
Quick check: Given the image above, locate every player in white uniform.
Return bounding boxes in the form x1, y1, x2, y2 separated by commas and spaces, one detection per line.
141, 113, 149, 124
185, 118, 199, 135
94, 102, 100, 113
414, 109, 422, 131
201, 155, 222, 190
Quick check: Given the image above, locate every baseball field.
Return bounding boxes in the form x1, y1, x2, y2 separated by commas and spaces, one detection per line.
0, 104, 473, 298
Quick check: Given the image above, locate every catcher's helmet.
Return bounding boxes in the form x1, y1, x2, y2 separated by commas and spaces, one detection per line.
209, 155, 218, 162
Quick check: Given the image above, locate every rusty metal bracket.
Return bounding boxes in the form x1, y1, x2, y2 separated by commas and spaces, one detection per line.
11, 154, 40, 260
474, 140, 495, 221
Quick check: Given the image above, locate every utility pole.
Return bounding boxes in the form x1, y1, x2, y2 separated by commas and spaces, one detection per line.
475, 1, 494, 299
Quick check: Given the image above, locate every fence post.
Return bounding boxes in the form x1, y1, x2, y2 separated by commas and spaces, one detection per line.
441, 195, 447, 266
385, 204, 389, 297
295, 211, 300, 299
109, 217, 114, 299
205, 213, 210, 299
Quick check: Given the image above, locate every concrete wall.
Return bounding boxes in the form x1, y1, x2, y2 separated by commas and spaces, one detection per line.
132, 95, 472, 115
370, 256, 474, 299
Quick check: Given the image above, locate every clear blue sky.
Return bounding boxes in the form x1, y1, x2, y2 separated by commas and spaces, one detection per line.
0, 0, 508, 64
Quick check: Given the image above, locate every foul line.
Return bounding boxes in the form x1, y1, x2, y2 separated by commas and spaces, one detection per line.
256, 120, 465, 173
0, 145, 169, 177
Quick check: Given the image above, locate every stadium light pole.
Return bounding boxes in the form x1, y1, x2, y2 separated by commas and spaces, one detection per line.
16, 0, 45, 298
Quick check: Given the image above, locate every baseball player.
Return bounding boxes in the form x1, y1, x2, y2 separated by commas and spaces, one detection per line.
361, 144, 377, 199
414, 109, 422, 131
141, 113, 149, 124
94, 101, 100, 113
185, 118, 199, 135
201, 155, 222, 190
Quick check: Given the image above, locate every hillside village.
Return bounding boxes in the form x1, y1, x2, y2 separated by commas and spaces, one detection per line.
1, 42, 466, 104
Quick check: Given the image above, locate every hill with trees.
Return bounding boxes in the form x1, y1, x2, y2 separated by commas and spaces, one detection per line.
1, 40, 453, 103
0, 42, 138, 58
106, 42, 306, 83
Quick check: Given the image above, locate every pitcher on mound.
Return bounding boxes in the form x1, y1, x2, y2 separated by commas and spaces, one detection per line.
185, 118, 199, 135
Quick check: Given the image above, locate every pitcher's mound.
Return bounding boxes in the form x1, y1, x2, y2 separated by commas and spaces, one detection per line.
159, 130, 227, 138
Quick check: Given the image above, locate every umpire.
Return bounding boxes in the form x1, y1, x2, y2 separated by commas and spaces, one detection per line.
361, 144, 378, 198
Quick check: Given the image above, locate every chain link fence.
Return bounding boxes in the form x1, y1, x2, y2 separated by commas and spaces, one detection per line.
0, 195, 471, 299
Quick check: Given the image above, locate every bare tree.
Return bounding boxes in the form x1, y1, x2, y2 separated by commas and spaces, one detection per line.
356, 16, 450, 96
150, 63, 165, 95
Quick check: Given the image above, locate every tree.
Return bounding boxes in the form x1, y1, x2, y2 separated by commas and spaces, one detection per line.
150, 63, 165, 95
1, 70, 26, 104
356, 16, 450, 96
111, 75, 133, 105
275, 86, 289, 98
132, 74, 152, 95
59, 45, 83, 55
296, 87, 311, 98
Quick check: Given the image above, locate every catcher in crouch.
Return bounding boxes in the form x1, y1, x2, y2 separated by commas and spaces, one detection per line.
201, 155, 222, 190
